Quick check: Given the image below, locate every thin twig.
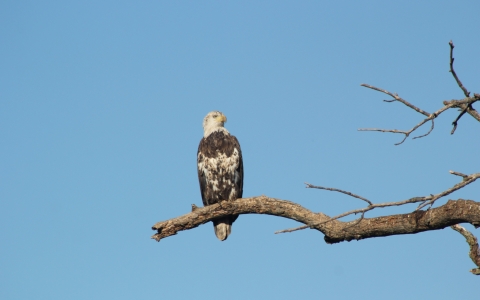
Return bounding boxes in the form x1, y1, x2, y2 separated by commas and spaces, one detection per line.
361, 84, 430, 116
448, 41, 474, 134
275, 225, 308, 234
342, 211, 366, 231
413, 118, 434, 140
358, 127, 410, 145
416, 172, 480, 210
449, 41, 470, 97
305, 183, 372, 205
359, 109, 439, 145
449, 170, 468, 179
451, 104, 470, 135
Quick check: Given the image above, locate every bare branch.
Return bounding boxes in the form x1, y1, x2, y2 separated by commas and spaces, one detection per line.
449, 40, 470, 97
360, 86, 479, 143
279, 172, 480, 233
443, 97, 480, 123
361, 84, 429, 116
343, 211, 366, 230
451, 104, 472, 135
151, 171, 479, 244
413, 118, 434, 140
151, 197, 480, 244
451, 224, 480, 275
305, 183, 372, 205
360, 43, 479, 142
358, 85, 446, 144
416, 172, 480, 210
275, 196, 428, 234
450, 170, 468, 179
358, 127, 410, 145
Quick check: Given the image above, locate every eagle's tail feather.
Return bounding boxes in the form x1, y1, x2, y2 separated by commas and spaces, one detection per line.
213, 218, 232, 241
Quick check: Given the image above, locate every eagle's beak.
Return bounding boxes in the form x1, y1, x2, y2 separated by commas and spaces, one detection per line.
217, 115, 227, 123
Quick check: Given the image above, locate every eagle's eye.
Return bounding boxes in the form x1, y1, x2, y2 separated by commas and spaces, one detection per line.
212, 114, 218, 118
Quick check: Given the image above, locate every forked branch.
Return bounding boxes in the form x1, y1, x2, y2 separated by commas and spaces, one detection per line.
451, 225, 480, 275
276, 171, 480, 234
359, 42, 479, 143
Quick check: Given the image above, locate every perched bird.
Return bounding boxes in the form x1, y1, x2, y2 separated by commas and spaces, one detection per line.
197, 111, 243, 241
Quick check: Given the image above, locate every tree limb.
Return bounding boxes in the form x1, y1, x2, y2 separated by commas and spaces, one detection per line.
152, 172, 480, 274
278, 171, 480, 233
152, 198, 480, 244
451, 224, 480, 275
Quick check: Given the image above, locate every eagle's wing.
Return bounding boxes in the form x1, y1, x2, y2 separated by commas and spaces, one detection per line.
197, 138, 208, 206
231, 135, 243, 200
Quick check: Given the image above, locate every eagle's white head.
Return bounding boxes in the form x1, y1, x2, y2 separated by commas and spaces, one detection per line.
202, 111, 229, 138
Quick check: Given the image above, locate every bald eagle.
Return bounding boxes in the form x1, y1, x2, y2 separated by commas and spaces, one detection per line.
197, 111, 243, 241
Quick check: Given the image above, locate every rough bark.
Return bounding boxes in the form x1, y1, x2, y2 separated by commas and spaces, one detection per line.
152, 197, 480, 244
451, 224, 480, 275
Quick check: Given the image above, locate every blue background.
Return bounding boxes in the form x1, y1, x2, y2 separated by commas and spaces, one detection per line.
1, 1, 479, 299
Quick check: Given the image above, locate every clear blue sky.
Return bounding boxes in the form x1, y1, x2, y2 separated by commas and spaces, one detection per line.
1, 1, 479, 299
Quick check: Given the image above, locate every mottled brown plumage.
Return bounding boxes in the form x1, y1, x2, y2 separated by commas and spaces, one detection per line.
197, 111, 243, 241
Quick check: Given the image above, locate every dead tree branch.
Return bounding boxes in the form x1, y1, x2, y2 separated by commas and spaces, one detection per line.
152, 197, 480, 244
449, 40, 470, 98
152, 172, 480, 274
359, 85, 479, 144
443, 98, 480, 123
276, 172, 480, 233
447, 40, 480, 133
415, 172, 480, 210
359, 42, 479, 143
304, 183, 372, 205
451, 224, 480, 275
152, 172, 479, 242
